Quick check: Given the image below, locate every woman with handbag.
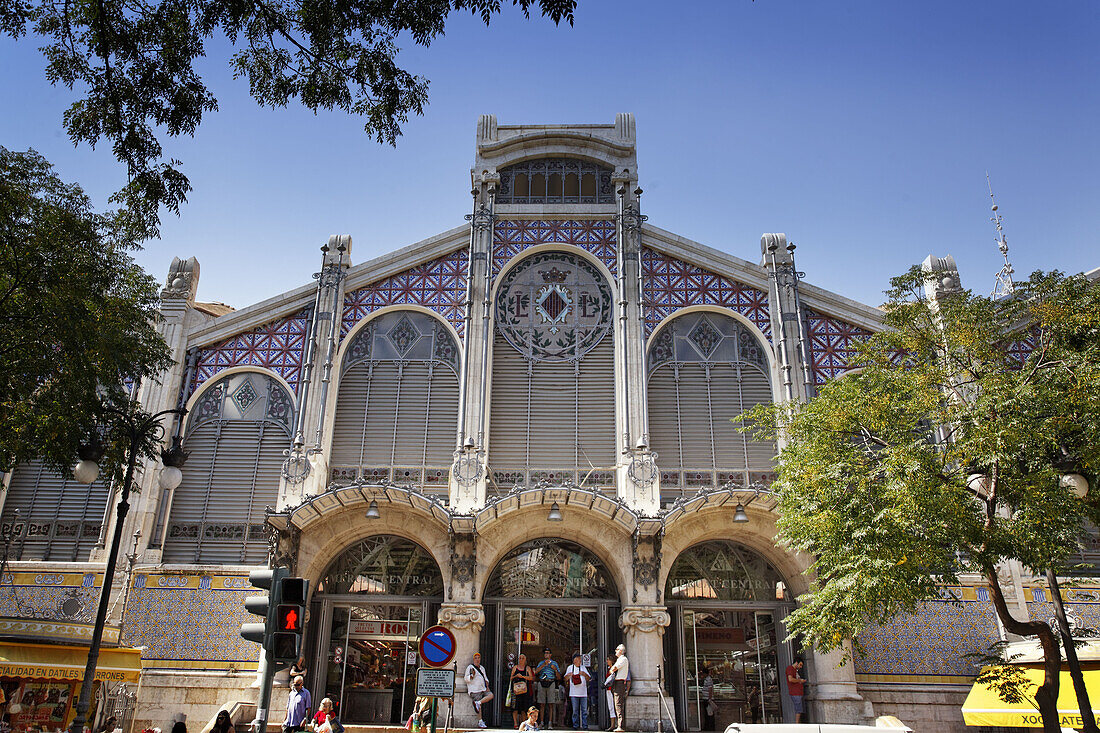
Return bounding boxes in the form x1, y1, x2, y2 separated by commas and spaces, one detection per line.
509, 653, 535, 729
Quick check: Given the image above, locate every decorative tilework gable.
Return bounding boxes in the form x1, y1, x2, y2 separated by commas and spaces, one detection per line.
190, 310, 309, 399
342, 248, 469, 338
641, 247, 772, 340
494, 220, 617, 277
805, 308, 874, 385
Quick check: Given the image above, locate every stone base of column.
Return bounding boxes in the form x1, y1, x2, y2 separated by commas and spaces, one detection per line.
623, 693, 675, 733
811, 694, 866, 725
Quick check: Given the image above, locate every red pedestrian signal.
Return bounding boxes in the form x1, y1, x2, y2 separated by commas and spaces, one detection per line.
277, 604, 302, 632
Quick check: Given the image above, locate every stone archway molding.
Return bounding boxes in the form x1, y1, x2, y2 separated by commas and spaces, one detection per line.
471, 482, 654, 535
662, 482, 779, 530
279, 481, 452, 532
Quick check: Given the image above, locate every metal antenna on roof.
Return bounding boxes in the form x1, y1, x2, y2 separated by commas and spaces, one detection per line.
987, 174, 1015, 299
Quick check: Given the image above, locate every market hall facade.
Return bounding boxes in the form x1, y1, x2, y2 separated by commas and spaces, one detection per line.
0, 115, 1084, 733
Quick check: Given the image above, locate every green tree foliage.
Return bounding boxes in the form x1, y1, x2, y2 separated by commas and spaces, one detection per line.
743, 267, 1100, 732
0, 146, 171, 475
0, 0, 577, 239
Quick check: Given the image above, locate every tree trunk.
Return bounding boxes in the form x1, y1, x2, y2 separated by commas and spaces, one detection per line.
985, 566, 1062, 733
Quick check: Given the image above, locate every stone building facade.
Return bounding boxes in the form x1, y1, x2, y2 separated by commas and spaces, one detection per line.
0, 115, 1091, 733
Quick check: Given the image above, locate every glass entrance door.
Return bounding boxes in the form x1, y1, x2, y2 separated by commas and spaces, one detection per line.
323, 604, 421, 725
500, 606, 601, 729
682, 609, 783, 729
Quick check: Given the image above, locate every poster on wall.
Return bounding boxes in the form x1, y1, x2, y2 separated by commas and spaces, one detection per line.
2, 680, 74, 731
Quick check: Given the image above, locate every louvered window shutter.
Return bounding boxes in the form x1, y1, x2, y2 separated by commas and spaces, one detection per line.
0, 462, 110, 561
329, 311, 461, 486
161, 371, 292, 564
576, 340, 616, 468
647, 370, 683, 470
646, 312, 777, 499
489, 334, 615, 482
675, 364, 714, 471
488, 334, 533, 470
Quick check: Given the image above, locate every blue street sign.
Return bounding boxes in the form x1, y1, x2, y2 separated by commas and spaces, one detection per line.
418, 625, 456, 667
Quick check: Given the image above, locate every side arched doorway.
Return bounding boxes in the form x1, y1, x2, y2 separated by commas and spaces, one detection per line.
663, 541, 797, 730
482, 538, 621, 730
309, 536, 443, 726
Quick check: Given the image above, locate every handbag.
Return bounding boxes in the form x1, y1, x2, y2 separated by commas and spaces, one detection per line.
539, 678, 553, 688
512, 679, 528, 695
505, 687, 515, 708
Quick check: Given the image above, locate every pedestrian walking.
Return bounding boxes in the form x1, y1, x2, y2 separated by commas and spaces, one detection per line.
285, 676, 312, 733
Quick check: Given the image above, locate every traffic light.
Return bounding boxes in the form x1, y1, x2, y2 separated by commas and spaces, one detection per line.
272, 577, 309, 663
240, 567, 289, 649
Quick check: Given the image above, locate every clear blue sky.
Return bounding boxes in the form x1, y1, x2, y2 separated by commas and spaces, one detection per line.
2, 0, 1097, 311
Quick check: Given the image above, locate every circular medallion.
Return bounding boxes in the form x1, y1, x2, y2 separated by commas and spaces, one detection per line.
495, 252, 613, 362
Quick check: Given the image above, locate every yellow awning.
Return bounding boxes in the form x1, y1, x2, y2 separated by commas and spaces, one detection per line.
0, 641, 142, 684
963, 665, 1100, 728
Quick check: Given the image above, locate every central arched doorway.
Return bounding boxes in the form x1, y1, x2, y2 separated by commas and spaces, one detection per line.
663, 540, 797, 729
309, 535, 443, 726
482, 538, 621, 730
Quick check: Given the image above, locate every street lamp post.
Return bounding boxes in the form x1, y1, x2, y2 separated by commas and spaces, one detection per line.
68, 407, 187, 733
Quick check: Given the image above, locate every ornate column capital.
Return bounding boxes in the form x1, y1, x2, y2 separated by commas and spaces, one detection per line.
618, 606, 671, 637
438, 603, 486, 633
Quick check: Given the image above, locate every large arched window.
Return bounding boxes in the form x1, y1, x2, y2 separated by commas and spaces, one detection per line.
158, 371, 293, 564
647, 312, 775, 498
0, 462, 111, 561
665, 540, 785, 602
488, 252, 616, 490
485, 538, 618, 600
330, 311, 460, 492
317, 535, 443, 597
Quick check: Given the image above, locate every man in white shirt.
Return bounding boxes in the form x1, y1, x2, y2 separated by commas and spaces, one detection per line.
564, 653, 592, 730
465, 652, 494, 728
610, 645, 629, 732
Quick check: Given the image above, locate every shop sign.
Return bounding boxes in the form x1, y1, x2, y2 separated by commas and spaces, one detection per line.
0, 664, 131, 682
694, 627, 746, 649
348, 619, 417, 641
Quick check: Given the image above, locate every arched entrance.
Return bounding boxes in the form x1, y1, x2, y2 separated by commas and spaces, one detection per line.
482, 538, 620, 730
663, 541, 796, 729
310, 536, 443, 726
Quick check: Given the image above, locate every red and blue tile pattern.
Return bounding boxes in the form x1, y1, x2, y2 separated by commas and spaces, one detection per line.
641, 247, 772, 340
805, 307, 874, 386
342, 248, 469, 338
190, 310, 310, 399
493, 220, 618, 277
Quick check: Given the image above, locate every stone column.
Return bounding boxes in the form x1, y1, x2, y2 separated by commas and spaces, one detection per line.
760, 234, 812, 404
921, 254, 1031, 627
450, 176, 495, 513
113, 257, 200, 564
808, 643, 865, 724
619, 606, 672, 732
615, 184, 660, 514
281, 236, 352, 509
439, 602, 487, 726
